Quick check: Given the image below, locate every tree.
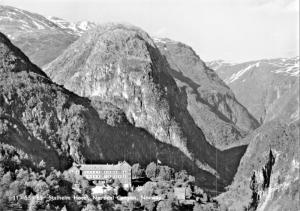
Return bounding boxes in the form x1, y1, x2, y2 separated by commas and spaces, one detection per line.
132, 163, 145, 178
175, 170, 189, 182
0, 167, 5, 178
82, 203, 98, 211
0, 172, 12, 191
34, 180, 49, 196
127, 200, 141, 210
57, 179, 73, 196
46, 170, 58, 187
157, 166, 174, 181
146, 162, 158, 179
156, 197, 179, 211
194, 186, 207, 203
142, 182, 157, 196
28, 195, 40, 211
101, 200, 115, 211
6, 180, 23, 197
185, 185, 193, 199
188, 175, 196, 184
38, 160, 46, 170
16, 168, 29, 182
80, 179, 90, 194
193, 203, 205, 211
141, 200, 156, 211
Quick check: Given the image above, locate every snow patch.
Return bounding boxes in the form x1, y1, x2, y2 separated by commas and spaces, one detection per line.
153, 37, 167, 44
0, 16, 15, 21
47, 16, 95, 35
32, 20, 45, 30
76, 21, 95, 31
272, 62, 299, 76
226, 63, 258, 83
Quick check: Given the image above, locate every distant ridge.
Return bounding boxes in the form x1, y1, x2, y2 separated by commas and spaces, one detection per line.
0, 5, 95, 66
208, 57, 299, 123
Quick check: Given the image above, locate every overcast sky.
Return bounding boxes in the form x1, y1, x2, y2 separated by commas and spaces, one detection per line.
1, 0, 299, 62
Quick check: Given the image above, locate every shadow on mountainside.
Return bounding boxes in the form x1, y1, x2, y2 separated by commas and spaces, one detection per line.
75, 99, 248, 194
143, 44, 248, 192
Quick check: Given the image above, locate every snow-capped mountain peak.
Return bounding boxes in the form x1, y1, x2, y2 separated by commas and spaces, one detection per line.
0, 5, 57, 33
0, 5, 96, 38
0, 5, 97, 66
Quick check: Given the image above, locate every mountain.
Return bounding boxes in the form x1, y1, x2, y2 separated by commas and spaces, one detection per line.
153, 38, 259, 149
44, 24, 250, 191
0, 4, 260, 150
217, 120, 300, 211
210, 58, 300, 210
208, 57, 299, 124
0, 5, 95, 66
0, 31, 248, 192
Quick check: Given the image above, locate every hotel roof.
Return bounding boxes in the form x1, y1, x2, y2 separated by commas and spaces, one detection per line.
74, 161, 131, 171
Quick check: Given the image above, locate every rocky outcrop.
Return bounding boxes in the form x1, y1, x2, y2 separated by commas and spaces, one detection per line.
154, 38, 259, 149
217, 120, 300, 211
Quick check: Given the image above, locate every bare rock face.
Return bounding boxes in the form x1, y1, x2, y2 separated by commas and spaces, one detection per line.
217, 120, 300, 211
0, 32, 246, 191
46, 24, 189, 155
45, 24, 205, 167
154, 38, 259, 149
45, 24, 248, 190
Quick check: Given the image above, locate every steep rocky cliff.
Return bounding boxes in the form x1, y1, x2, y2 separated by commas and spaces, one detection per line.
217, 120, 299, 211
154, 38, 260, 149
208, 58, 299, 124
0, 32, 246, 192
45, 24, 248, 191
